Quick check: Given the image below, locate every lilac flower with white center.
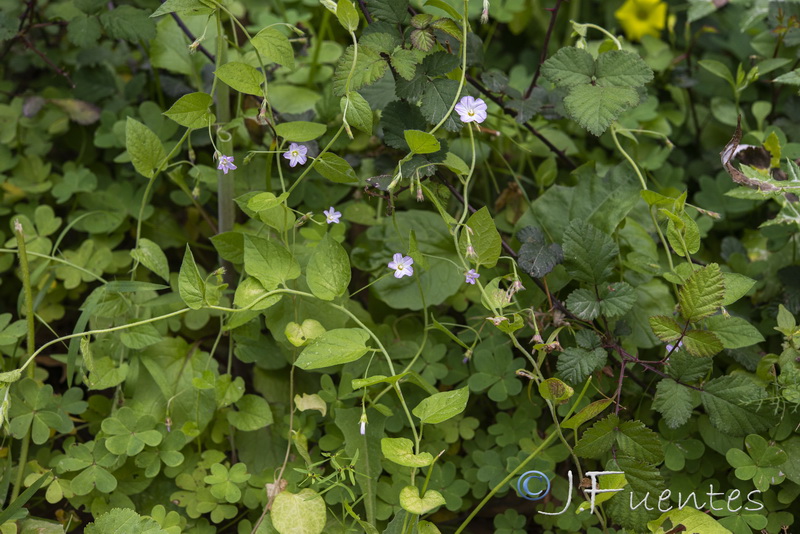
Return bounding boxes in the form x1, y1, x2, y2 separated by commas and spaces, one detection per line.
324, 207, 342, 224
217, 154, 237, 174
455, 96, 488, 124
388, 253, 414, 278
465, 269, 480, 285
283, 143, 308, 168
666, 340, 683, 353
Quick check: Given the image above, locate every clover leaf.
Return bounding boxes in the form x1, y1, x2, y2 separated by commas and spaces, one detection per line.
101, 406, 163, 456
58, 440, 118, 496
726, 434, 787, 491
203, 463, 251, 503
542, 47, 653, 135
468, 340, 525, 402
8, 378, 81, 445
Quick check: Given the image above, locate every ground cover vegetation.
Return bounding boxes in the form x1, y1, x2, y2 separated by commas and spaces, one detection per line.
0, 0, 799, 532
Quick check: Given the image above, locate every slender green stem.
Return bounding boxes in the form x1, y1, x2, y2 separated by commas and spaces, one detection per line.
454, 431, 559, 534
285, 124, 346, 196
132, 128, 193, 274
215, 11, 235, 238
429, 0, 469, 135
16, 309, 190, 374
0, 249, 107, 283
10, 220, 35, 503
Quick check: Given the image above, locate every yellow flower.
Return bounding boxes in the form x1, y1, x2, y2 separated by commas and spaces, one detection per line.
615, 0, 667, 41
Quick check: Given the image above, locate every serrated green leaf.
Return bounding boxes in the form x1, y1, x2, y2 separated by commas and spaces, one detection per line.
682, 329, 723, 357
575, 414, 618, 459
333, 44, 388, 96
390, 48, 419, 80
381, 100, 428, 150
653, 380, 694, 429
557, 347, 607, 385
314, 152, 358, 183
678, 263, 725, 322
566, 288, 602, 320
125, 117, 166, 179
295, 329, 371, 369
307, 233, 351, 300
420, 77, 462, 132
616, 419, 664, 464
99, 6, 155, 42
67, 15, 101, 47
370, 0, 410, 23
516, 226, 563, 278
214, 62, 263, 96
562, 220, 617, 284
648, 315, 683, 342
151, 0, 214, 17
252, 27, 295, 68
564, 84, 638, 136
595, 50, 654, 88
541, 47, 594, 88
701, 375, 776, 436
341, 91, 373, 135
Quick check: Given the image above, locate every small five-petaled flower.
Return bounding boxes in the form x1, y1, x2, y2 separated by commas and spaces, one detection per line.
324, 207, 342, 224
217, 154, 237, 174
455, 96, 488, 124
388, 253, 414, 278
283, 143, 308, 168
465, 269, 480, 284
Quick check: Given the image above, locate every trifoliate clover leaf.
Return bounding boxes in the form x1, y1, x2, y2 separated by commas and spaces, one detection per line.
725, 434, 787, 491
100, 406, 162, 456
541, 47, 653, 135
203, 463, 251, 503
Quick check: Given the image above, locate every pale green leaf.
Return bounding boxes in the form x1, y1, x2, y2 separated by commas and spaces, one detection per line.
163, 92, 214, 129
295, 329, 370, 369
178, 245, 204, 309
705, 315, 764, 349
404, 129, 441, 155
399, 486, 445, 515
678, 263, 725, 322
307, 233, 351, 300
130, 238, 170, 282
412, 387, 468, 424
381, 437, 434, 467
275, 121, 327, 142
214, 62, 263, 96
125, 117, 165, 179
252, 28, 295, 68
227, 394, 272, 431
272, 490, 326, 534
314, 153, 358, 183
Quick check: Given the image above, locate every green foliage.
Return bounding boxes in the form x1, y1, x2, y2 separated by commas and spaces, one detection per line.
2, 0, 799, 532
